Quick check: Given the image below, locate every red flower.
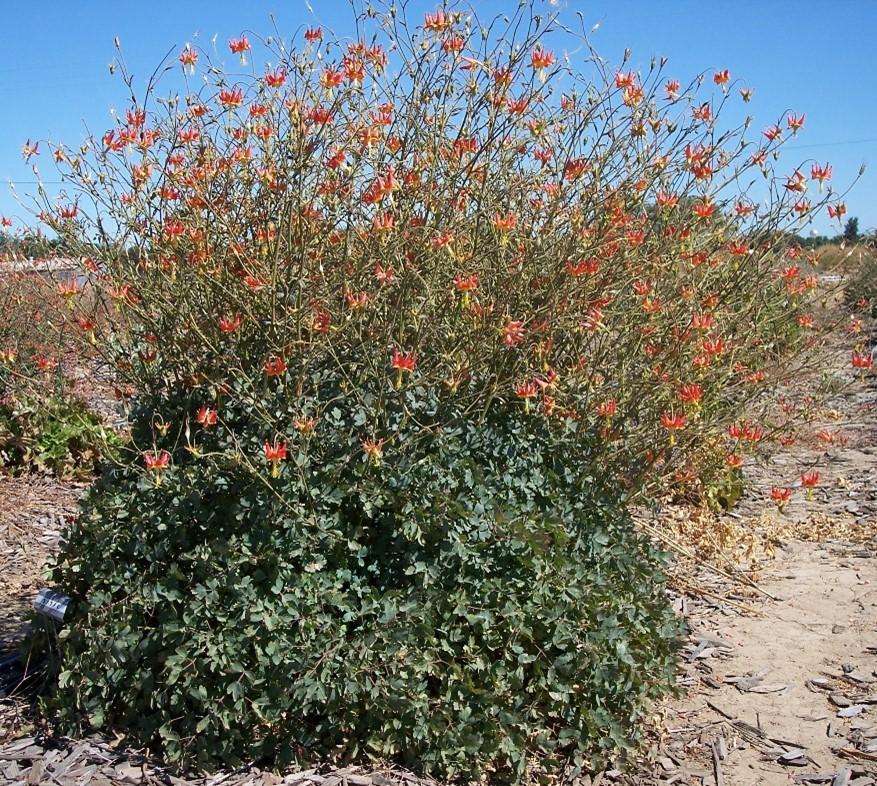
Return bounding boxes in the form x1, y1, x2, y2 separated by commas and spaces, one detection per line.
661, 412, 685, 430
34, 354, 58, 371
597, 400, 617, 419
361, 437, 385, 465
22, 140, 39, 160
678, 383, 703, 405
763, 124, 782, 142
692, 199, 715, 218
566, 258, 599, 276
852, 351, 873, 371
163, 219, 185, 238
307, 105, 334, 125
691, 313, 713, 331
786, 112, 805, 132
810, 162, 832, 184
514, 380, 539, 400
800, 471, 819, 499
264, 68, 286, 88
264, 356, 287, 377
218, 314, 242, 334
656, 191, 678, 209
454, 272, 479, 292
563, 158, 589, 181
713, 69, 730, 85
771, 487, 792, 510
229, 36, 251, 64
218, 88, 244, 108
615, 71, 637, 89
196, 406, 218, 427
424, 10, 452, 34
692, 103, 712, 122
179, 46, 198, 73
320, 67, 344, 92
264, 440, 288, 477
390, 349, 416, 373
501, 319, 525, 347
304, 27, 323, 41
531, 46, 555, 71
827, 202, 847, 222
144, 450, 171, 472
492, 212, 517, 232
784, 171, 807, 193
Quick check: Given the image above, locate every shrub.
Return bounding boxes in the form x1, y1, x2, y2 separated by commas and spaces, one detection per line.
0, 394, 120, 477
843, 245, 877, 318
27, 0, 856, 778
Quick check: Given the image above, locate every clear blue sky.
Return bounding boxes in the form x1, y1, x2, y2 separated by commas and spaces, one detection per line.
1, 1, 875, 236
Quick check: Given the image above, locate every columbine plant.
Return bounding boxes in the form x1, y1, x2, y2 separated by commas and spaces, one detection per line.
20, 0, 861, 777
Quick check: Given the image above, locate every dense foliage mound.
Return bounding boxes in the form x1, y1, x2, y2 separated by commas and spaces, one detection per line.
20, 0, 852, 778
52, 393, 681, 778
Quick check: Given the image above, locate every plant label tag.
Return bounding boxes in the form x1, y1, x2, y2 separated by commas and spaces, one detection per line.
33, 588, 72, 622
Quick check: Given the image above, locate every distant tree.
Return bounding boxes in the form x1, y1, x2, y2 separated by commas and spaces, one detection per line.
843, 216, 860, 242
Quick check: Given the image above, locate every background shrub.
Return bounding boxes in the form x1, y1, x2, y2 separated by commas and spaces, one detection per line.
0, 394, 119, 476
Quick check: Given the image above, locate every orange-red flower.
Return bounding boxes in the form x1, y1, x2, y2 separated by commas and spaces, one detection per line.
501, 319, 525, 347
678, 383, 703, 405
597, 399, 617, 419
218, 314, 242, 334
852, 351, 873, 371
713, 69, 730, 85
361, 437, 385, 465
179, 46, 198, 73
264, 440, 288, 477
196, 406, 218, 427
800, 471, 819, 487
22, 140, 39, 160
264, 69, 287, 88
391, 349, 416, 373
454, 272, 479, 292
763, 124, 782, 142
218, 87, 244, 108
784, 171, 807, 193
144, 449, 171, 472
293, 416, 317, 434
229, 36, 251, 64
656, 191, 678, 209
661, 411, 686, 431
424, 9, 452, 34
827, 202, 847, 222
34, 354, 58, 371
514, 380, 539, 399
786, 112, 805, 132
531, 46, 555, 72
264, 356, 287, 377
492, 212, 517, 232
810, 162, 832, 186
771, 486, 792, 510
691, 198, 715, 219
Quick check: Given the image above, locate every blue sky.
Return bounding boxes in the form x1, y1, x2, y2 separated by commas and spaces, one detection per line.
1, 1, 875, 236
